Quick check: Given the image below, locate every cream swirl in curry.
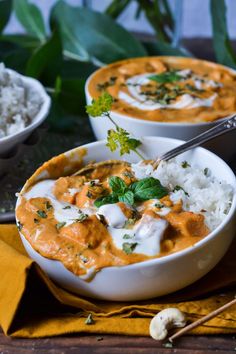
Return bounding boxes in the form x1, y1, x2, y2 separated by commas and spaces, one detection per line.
16, 161, 210, 278
87, 57, 236, 123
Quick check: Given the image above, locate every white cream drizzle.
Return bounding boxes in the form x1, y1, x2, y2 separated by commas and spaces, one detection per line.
118, 70, 221, 111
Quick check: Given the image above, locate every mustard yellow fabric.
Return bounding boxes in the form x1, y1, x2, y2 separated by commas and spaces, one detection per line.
0, 224, 235, 338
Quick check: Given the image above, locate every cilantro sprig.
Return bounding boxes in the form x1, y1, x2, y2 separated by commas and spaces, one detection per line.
86, 92, 143, 159
94, 175, 168, 208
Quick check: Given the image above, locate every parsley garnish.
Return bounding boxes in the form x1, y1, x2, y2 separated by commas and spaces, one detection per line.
204, 167, 209, 176
63, 205, 71, 209
56, 221, 66, 230
86, 92, 143, 159
37, 210, 47, 218
122, 242, 138, 254
85, 313, 95, 325
181, 161, 190, 168
74, 212, 88, 223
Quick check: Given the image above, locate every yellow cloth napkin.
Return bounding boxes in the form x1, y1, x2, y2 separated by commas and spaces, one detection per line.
0, 224, 235, 338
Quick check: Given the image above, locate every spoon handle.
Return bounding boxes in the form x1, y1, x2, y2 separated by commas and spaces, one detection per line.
157, 114, 236, 163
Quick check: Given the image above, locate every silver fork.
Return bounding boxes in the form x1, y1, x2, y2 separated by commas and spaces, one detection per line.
155, 114, 236, 165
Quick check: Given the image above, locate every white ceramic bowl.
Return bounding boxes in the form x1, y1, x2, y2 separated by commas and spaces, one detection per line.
85, 58, 236, 161
0, 69, 51, 156
16, 137, 236, 301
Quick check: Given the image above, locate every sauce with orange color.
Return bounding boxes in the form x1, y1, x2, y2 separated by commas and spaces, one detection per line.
88, 57, 236, 123
16, 162, 209, 278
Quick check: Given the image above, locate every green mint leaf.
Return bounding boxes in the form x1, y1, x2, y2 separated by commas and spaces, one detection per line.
122, 242, 138, 254
94, 194, 118, 208
109, 176, 127, 195
56, 221, 66, 230
86, 92, 113, 117
37, 210, 47, 218
118, 190, 134, 205
131, 177, 168, 201
149, 71, 182, 84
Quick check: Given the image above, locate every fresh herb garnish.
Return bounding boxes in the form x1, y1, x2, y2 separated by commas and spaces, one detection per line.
124, 218, 136, 228
155, 202, 164, 208
17, 221, 23, 231
37, 210, 47, 218
173, 185, 189, 196
181, 161, 190, 168
122, 242, 138, 254
123, 234, 133, 239
94, 176, 168, 207
86, 92, 143, 159
204, 167, 209, 176
63, 205, 71, 209
45, 201, 53, 210
149, 71, 182, 84
56, 221, 66, 230
85, 313, 95, 325
97, 76, 117, 91
122, 171, 134, 179
75, 212, 88, 222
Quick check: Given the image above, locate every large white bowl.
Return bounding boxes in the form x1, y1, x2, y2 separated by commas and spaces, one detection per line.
16, 137, 236, 301
0, 69, 51, 156
85, 58, 236, 161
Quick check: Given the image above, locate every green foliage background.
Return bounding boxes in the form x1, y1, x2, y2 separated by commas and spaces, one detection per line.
0, 0, 235, 132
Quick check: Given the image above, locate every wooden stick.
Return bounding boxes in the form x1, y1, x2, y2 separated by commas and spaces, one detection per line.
169, 296, 236, 343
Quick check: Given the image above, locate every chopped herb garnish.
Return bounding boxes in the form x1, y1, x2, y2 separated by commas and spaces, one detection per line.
45, 201, 53, 210
181, 161, 191, 168
85, 313, 95, 325
63, 205, 71, 209
34, 218, 39, 224
124, 218, 136, 228
97, 76, 117, 91
123, 234, 133, 240
17, 221, 23, 231
74, 212, 88, 223
56, 221, 66, 230
155, 202, 164, 208
89, 180, 97, 187
122, 242, 138, 254
173, 185, 189, 197
204, 167, 209, 176
86, 191, 93, 198
37, 210, 47, 218
122, 171, 134, 179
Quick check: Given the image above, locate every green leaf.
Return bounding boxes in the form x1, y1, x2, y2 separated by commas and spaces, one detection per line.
0, 34, 40, 48
14, 0, 46, 42
26, 30, 62, 85
94, 194, 118, 208
149, 71, 182, 84
131, 177, 168, 201
50, 0, 147, 65
109, 176, 127, 195
122, 242, 138, 254
143, 40, 191, 57
105, 0, 131, 19
0, 40, 30, 73
210, 0, 236, 69
0, 0, 12, 33
118, 190, 134, 205
58, 78, 86, 116
86, 92, 113, 117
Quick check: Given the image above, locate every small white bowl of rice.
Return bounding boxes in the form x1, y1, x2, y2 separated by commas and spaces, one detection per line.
15, 137, 236, 301
0, 63, 51, 156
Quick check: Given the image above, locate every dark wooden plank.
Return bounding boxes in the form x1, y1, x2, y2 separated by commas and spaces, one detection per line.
0, 332, 236, 353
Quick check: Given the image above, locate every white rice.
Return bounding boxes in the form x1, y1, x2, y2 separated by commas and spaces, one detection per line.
0, 63, 42, 138
131, 159, 233, 231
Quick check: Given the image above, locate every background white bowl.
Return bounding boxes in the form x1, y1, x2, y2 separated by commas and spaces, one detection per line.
16, 137, 236, 301
85, 59, 236, 162
0, 69, 51, 156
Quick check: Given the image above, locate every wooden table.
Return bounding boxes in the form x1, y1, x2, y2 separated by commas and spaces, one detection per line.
0, 38, 236, 353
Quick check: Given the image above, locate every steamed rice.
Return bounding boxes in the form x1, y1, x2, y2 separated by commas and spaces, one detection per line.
0, 63, 42, 138
131, 159, 233, 231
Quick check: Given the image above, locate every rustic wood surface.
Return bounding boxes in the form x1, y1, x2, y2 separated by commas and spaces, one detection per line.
0, 38, 236, 353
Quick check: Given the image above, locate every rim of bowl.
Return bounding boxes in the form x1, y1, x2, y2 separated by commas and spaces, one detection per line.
16, 136, 236, 272
0, 68, 51, 145
85, 56, 236, 128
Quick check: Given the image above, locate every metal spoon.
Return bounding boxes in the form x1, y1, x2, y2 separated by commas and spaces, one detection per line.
75, 114, 236, 175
